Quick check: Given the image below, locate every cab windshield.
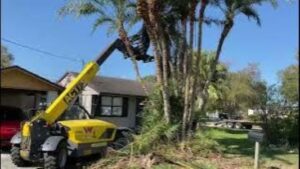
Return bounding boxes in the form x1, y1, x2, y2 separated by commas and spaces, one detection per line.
59, 105, 90, 121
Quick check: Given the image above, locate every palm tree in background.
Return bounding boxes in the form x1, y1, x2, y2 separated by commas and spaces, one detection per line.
1, 45, 14, 68
200, 0, 278, 113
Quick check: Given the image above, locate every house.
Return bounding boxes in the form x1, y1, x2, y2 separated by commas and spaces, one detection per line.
57, 72, 147, 129
1, 66, 63, 111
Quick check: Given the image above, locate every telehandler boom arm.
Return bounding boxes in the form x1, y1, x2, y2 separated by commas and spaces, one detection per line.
35, 39, 122, 124
33, 26, 152, 124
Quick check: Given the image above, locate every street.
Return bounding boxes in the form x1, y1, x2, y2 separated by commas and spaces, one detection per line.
204, 121, 263, 131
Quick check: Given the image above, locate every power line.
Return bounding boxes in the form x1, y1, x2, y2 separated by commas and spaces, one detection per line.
1, 38, 82, 63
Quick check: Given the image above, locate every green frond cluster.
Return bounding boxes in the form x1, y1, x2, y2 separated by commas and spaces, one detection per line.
59, 0, 139, 35
130, 87, 180, 154
1, 45, 14, 68
211, 0, 278, 26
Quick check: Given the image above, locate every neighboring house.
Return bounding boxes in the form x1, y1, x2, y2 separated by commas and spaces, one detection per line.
1, 66, 63, 112
57, 72, 147, 129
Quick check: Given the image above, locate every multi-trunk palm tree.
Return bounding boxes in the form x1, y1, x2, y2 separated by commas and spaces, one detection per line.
137, 0, 174, 123
60, 0, 278, 141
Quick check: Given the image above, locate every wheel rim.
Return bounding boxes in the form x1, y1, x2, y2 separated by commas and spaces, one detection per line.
58, 147, 67, 168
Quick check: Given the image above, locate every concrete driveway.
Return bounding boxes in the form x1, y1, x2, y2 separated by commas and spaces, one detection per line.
1, 147, 98, 169
1, 148, 37, 169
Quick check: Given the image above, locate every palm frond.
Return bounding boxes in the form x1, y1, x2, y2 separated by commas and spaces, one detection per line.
59, 1, 100, 17
163, 124, 180, 139
203, 17, 226, 26
60, 0, 139, 35
92, 17, 115, 32
239, 6, 261, 26
219, 0, 277, 27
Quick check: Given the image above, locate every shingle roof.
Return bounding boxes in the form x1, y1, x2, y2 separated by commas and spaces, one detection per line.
1, 65, 64, 91
61, 72, 148, 97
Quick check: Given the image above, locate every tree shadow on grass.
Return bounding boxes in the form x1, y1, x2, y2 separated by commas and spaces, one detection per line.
215, 137, 254, 156
260, 149, 296, 165
212, 129, 297, 165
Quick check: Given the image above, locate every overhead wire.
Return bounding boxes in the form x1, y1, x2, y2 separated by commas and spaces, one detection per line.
1, 38, 82, 63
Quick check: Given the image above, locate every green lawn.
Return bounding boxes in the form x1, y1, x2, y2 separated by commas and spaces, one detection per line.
88, 128, 298, 169
206, 128, 299, 169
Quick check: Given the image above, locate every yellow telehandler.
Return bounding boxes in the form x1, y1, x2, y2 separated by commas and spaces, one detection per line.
10, 27, 152, 169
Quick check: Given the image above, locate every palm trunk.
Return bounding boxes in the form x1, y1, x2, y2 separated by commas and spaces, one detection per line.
160, 33, 172, 123
203, 17, 233, 99
182, 0, 197, 140
178, 18, 187, 94
199, 18, 233, 122
118, 26, 150, 96
169, 60, 178, 96
137, 0, 171, 123
182, 22, 189, 78
137, 0, 161, 84
188, 0, 207, 134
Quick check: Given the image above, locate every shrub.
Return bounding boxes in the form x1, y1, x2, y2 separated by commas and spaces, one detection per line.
264, 111, 299, 147
130, 86, 180, 154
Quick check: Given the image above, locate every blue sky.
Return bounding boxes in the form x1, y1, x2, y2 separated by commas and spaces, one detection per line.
1, 0, 299, 85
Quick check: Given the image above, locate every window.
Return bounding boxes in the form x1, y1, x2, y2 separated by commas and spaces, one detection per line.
59, 104, 90, 120
92, 95, 128, 117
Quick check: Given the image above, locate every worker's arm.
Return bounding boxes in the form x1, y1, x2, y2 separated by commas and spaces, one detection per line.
36, 39, 122, 124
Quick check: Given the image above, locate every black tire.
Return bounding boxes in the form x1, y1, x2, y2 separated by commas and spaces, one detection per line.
11, 145, 28, 167
44, 141, 67, 169
245, 125, 253, 129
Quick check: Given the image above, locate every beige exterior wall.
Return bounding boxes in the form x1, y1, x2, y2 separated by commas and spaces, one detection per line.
59, 74, 137, 128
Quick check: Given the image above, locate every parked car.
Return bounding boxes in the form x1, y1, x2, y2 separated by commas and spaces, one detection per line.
0, 105, 28, 147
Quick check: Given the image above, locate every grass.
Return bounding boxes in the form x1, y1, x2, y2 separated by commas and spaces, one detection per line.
205, 128, 299, 169
88, 128, 298, 169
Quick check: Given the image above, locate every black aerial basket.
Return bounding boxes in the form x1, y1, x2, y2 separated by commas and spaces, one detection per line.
116, 25, 154, 63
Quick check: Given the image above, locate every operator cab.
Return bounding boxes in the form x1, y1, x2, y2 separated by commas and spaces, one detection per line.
58, 104, 90, 121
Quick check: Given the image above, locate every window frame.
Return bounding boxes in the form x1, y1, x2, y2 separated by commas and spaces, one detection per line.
92, 94, 128, 117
